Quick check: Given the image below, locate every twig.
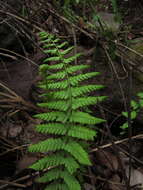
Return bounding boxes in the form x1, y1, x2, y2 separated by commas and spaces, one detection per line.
90, 134, 143, 153
44, 2, 95, 40
116, 42, 143, 60
0, 180, 26, 188
0, 144, 28, 156
0, 167, 53, 189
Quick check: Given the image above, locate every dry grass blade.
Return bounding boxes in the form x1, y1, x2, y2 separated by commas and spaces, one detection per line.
0, 82, 42, 111
0, 48, 39, 66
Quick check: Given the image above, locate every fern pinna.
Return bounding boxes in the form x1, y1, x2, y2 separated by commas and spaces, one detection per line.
28, 32, 106, 190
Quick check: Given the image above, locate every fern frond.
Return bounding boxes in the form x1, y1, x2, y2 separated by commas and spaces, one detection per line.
36, 123, 96, 140
63, 53, 81, 63
63, 156, 80, 174
39, 32, 48, 39
68, 125, 96, 140
38, 169, 81, 190
29, 31, 106, 190
39, 32, 55, 41
41, 38, 60, 44
47, 80, 68, 89
65, 141, 91, 165
48, 63, 64, 70
38, 101, 69, 111
39, 64, 49, 73
49, 90, 69, 100
49, 85, 104, 100
43, 41, 68, 50
57, 41, 69, 49
45, 183, 68, 190
44, 49, 59, 54
61, 46, 74, 55
36, 123, 66, 135
47, 71, 66, 80
69, 72, 100, 86
72, 96, 107, 110
35, 110, 105, 125
61, 170, 81, 190
67, 64, 89, 74
70, 111, 105, 124
29, 138, 65, 153
37, 168, 61, 182
29, 138, 90, 165
30, 152, 79, 174
71, 85, 104, 97
43, 43, 56, 48
44, 56, 61, 62
34, 111, 66, 122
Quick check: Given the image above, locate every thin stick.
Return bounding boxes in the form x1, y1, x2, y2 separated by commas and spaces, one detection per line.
0, 180, 26, 188
90, 134, 143, 153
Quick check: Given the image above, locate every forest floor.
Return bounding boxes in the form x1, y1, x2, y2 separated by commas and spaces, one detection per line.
1, 1, 143, 190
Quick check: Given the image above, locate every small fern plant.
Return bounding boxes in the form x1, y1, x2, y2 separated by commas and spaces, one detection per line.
120, 92, 143, 135
28, 31, 106, 190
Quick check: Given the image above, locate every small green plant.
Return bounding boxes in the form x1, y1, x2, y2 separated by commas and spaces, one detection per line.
28, 31, 106, 190
120, 92, 143, 134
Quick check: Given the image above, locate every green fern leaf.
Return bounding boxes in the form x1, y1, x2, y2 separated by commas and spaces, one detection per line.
61, 46, 74, 55
53, 38, 60, 43
68, 125, 96, 140
29, 138, 90, 165
38, 169, 81, 190
57, 41, 68, 49
39, 31, 52, 37
45, 183, 68, 190
44, 49, 58, 54
50, 85, 104, 100
30, 152, 79, 174
70, 111, 105, 124
72, 96, 107, 109
71, 85, 104, 97
40, 34, 54, 43
39, 64, 49, 73
42, 38, 60, 44
43, 41, 68, 50
29, 31, 107, 190
36, 123, 96, 140
61, 170, 81, 190
64, 53, 81, 64
47, 80, 68, 89
70, 72, 100, 86
67, 64, 89, 74
63, 156, 80, 174
65, 141, 91, 165
44, 56, 61, 62
38, 100, 69, 111
28, 138, 65, 153
36, 123, 67, 135
43, 43, 56, 48
49, 90, 69, 99
47, 71, 66, 80
48, 63, 64, 70
37, 168, 61, 182
34, 112, 62, 121
34, 112, 66, 122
